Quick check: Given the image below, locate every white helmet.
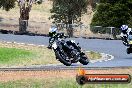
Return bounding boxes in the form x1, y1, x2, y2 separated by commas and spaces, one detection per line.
49, 25, 57, 33
121, 25, 128, 31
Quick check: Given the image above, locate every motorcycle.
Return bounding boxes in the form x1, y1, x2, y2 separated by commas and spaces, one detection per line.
51, 33, 89, 66
126, 34, 132, 54
120, 28, 132, 54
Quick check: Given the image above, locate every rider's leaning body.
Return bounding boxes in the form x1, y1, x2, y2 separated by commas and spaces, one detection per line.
47, 25, 58, 49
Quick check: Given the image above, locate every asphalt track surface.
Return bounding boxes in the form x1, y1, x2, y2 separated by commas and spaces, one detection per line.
0, 34, 132, 68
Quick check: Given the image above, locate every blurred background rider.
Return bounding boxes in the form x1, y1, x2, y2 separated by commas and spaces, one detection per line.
120, 25, 132, 46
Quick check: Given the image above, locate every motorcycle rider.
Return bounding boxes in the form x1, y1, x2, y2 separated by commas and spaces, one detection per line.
120, 25, 132, 46
47, 24, 58, 49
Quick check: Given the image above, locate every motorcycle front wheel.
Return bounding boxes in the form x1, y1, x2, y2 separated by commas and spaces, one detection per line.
55, 51, 72, 66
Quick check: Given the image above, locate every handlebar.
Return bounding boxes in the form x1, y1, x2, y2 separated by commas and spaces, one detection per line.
54, 33, 68, 39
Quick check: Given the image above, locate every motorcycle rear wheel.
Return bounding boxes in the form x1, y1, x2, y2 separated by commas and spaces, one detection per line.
79, 55, 89, 65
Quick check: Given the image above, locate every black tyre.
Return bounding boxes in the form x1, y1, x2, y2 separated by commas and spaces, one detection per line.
55, 51, 72, 66
79, 55, 89, 65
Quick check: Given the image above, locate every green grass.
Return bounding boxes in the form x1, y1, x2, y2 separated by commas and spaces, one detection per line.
0, 42, 59, 67
0, 78, 131, 88
0, 47, 35, 66
0, 47, 32, 63
86, 51, 102, 60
